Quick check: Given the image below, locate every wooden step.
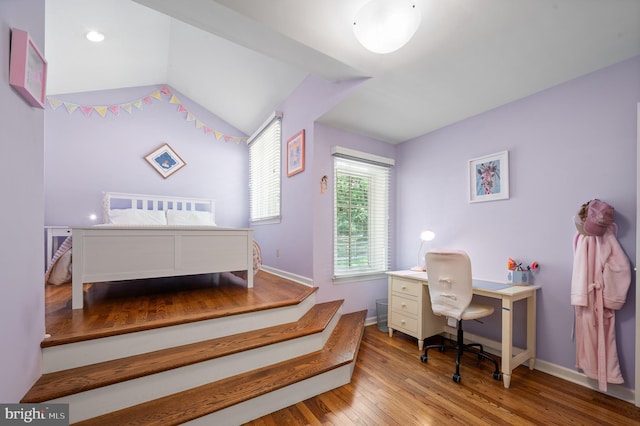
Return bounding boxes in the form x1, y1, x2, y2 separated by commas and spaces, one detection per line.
43, 271, 318, 347
22, 300, 344, 403
41, 289, 318, 373
73, 310, 367, 426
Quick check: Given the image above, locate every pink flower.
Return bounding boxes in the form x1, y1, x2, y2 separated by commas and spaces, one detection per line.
509, 258, 540, 271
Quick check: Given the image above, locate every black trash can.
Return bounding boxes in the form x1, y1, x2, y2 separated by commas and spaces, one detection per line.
376, 298, 388, 332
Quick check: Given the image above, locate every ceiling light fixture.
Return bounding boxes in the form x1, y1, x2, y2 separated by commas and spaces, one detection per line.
353, 0, 421, 54
86, 31, 105, 43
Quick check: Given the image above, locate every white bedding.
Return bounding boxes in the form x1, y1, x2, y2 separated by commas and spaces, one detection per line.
93, 223, 222, 228
101, 191, 217, 226
107, 208, 167, 225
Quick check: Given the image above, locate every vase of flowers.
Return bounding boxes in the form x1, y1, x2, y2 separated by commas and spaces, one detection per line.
507, 258, 539, 285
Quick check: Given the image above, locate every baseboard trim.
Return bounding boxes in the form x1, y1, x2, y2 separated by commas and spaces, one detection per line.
534, 359, 635, 404
365, 316, 377, 327
259, 266, 313, 287
443, 328, 635, 404
260, 268, 381, 328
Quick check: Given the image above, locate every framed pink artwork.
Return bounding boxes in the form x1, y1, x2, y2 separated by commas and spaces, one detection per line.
468, 150, 509, 203
9, 28, 47, 109
287, 130, 305, 177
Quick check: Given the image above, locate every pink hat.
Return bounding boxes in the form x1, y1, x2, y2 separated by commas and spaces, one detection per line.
574, 215, 587, 235
583, 199, 614, 236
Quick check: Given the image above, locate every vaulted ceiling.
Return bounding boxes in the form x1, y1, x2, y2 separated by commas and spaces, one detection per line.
45, 0, 640, 143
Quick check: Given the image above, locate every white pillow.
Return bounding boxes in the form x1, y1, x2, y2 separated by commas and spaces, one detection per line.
108, 209, 167, 225
166, 209, 216, 226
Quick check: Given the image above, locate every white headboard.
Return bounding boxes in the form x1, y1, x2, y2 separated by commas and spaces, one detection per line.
102, 192, 215, 224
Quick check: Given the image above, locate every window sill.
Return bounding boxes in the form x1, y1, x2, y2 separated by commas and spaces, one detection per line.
250, 218, 281, 226
332, 272, 388, 285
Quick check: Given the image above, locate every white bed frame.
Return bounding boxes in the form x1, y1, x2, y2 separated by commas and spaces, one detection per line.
71, 192, 253, 309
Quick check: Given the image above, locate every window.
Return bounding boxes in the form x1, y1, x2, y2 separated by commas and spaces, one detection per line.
333, 147, 393, 280
249, 113, 282, 223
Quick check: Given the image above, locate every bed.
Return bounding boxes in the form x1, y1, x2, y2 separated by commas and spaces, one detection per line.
68, 192, 254, 309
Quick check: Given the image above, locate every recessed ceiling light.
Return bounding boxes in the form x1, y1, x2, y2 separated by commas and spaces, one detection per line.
86, 31, 105, 42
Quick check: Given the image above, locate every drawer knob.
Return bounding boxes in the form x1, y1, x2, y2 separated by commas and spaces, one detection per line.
401, 303, 406, 308
401, 319, 406, 324
401, 285, 407, 290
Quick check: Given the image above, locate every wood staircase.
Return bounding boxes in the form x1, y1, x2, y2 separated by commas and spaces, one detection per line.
24, 272, 366, 425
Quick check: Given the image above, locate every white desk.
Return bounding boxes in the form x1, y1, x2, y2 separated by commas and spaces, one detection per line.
387, 270, 540, 388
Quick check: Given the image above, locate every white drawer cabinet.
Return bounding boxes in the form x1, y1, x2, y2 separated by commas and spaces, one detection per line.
387, 271, 444, 350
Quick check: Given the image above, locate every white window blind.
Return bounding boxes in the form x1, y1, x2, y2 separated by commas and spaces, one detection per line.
333, 148, 392, 279
249, 114, 281, 223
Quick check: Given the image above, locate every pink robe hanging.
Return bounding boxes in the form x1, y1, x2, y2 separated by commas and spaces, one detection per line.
571, 224, 631, 392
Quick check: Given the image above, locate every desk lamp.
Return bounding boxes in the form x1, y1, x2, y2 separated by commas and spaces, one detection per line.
410, 229, 435, 271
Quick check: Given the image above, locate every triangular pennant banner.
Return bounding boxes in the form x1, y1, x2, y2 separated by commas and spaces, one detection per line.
80, 106, 93, 117
64, 102, 79, 114
94, 106, 108, 118
48, 98, 63, 110
46, 85, 247, 145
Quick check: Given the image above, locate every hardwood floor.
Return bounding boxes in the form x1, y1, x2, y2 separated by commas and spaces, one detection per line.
44, 270, 315, 346
33, 271, 366, 424
245, 327, 640, 426
42, 273, 639, 425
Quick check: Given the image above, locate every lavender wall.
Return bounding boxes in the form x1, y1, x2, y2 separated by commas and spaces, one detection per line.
254, 73, 398, 317
254, 75, 366, 275
312, 124, 397, 315
44, 85, 248, 228
0, 0, 46, 402
396, 56, 639, 390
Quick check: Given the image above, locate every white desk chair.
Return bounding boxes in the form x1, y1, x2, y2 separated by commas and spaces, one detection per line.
421, 249, 501, 383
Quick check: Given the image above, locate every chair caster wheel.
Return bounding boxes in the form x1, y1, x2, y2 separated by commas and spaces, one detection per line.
493, 372, 502, 381
452, 373, 461, 383
420, 354, 428, 363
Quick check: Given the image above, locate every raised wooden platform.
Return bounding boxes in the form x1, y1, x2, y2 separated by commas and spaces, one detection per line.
25, 270, 366, 425
43, 270, 315, 346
